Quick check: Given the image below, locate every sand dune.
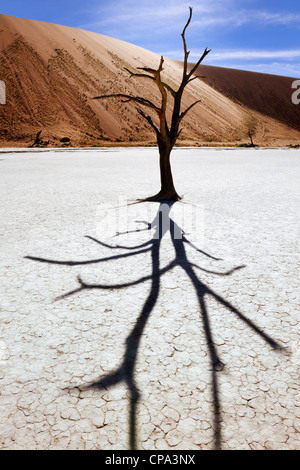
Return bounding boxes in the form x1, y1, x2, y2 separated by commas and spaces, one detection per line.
189, 63, 300, 132
0, 14, 299, 147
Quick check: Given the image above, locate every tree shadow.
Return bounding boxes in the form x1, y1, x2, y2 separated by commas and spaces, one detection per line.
25, 202, 285, 450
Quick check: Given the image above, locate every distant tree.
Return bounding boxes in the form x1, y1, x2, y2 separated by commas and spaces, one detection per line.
29, 130, 42, 148
247, 117, 257, 147
93, 7, 210, 201
243, 114, 257, 147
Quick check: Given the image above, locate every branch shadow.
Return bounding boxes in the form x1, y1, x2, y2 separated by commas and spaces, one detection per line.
25, 202, 285, 450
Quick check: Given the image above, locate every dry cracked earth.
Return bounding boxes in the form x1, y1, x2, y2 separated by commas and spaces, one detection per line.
0, 147, 299, 450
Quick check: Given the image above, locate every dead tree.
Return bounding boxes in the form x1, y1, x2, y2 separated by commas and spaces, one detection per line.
93, 7, 210, 201
29, 130, 42, 148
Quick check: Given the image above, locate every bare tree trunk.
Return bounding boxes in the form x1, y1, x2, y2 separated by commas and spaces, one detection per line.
158, 144, 180, 200
248, 131, 255, 147
145, 136, 180, 201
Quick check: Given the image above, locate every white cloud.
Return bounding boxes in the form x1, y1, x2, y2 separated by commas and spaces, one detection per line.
84, 1, 300, 31
161, 48, 300, 77
79, 1, 228, 36
209, 50, 300, 60
256, 11, 300, 25
162, 48, 300, 61
190, 9, 300, 30
82, 1, 192, 28
216, 62, 300, 78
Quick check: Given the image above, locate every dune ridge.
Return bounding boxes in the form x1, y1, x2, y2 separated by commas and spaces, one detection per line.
0, 14, 299, 148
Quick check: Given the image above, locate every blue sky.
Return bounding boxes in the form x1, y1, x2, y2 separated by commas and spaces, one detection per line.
1, 0, 300, 77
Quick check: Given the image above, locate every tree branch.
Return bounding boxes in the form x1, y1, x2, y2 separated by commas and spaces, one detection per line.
124, 68, 154, 81
160, 82, 177, 98
93, 93, 160, 113
135, 56, 170, 137
187, 75, 206, 84
176, 128, 183, 139
125, 67, 176, 98
182, 6, 193, 78
179, 99, 201, 122
137, 56, 164, 76
180, 7, 211, 88
187, 48, 211, 79
137, 108, 160, 136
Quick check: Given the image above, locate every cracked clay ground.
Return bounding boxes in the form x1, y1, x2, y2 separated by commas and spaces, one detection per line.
0, 147, 299, 450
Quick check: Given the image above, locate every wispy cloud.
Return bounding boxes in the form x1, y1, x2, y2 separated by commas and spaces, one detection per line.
190, 9, 300, 29
80, 1, 195, 33
208, 50, 300, 77
256, 11, 300, 25
162, 48, 300, 77
78, 0, 300, 78
209, 49, 300, 60
163, 48, 300, 61
81, 1, 300, 34
213, 62, 300, 78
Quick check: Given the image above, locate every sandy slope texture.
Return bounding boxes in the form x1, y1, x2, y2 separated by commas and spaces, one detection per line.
0, 14, 299, 148
192, 63, 300, 132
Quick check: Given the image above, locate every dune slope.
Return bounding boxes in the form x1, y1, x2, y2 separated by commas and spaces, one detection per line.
192, 63, 300, 132
0, 14, 299, 147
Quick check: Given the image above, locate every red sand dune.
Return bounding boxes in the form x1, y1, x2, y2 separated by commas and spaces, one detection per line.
0, 14, 299, 148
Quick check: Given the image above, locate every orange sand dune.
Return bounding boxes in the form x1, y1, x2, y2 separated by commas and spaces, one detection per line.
0, 14, 299, 148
